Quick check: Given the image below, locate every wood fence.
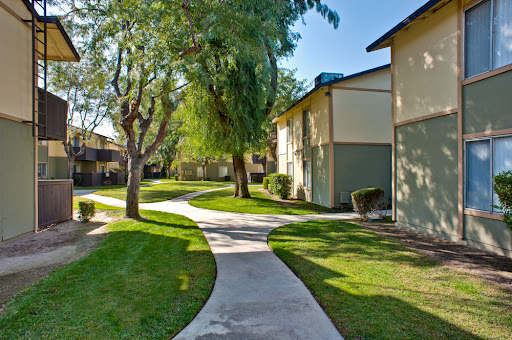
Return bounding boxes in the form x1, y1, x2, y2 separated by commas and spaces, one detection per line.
38, 180, 73, 228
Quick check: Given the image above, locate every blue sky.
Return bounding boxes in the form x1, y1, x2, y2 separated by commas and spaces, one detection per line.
280, 0, 428, 84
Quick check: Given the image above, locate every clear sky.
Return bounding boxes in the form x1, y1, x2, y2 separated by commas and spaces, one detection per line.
280, 0, 428, 84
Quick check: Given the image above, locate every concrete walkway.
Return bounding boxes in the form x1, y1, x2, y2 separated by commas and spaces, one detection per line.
79, 188, 358, 339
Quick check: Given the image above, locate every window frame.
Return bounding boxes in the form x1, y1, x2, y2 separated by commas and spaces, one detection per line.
197, 166, 204, 179
464, 0, 512, 79
302, 108, 312, 189
464, 133, 512, 213
38, 162, 48, 179
219, 165, 228, 178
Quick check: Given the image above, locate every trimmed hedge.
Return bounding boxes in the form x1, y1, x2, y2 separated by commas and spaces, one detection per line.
493, 170, 512, 229
78, 200, 95, 223
263, 177, 269, 190
351, 187, 385, 221
174, 174, 179, 181
269, 173, 292, 199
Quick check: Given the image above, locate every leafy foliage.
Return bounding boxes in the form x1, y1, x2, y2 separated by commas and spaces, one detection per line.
493, 171, 512, 229
78, 200, 95, 223
269, 173, 292, 199
263, 177, 270, 190
351, 187, 386, 221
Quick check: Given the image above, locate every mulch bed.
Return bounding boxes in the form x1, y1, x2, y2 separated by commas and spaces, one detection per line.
353, 220, 512, 290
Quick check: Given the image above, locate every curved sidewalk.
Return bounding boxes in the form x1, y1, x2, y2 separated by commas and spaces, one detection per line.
80, 189, 355, 339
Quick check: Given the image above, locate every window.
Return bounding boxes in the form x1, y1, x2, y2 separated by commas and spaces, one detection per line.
73, 136, 80, 148
73, 164, 80, 173
287, 119, 292, 143
465, 0, 512, 78
100, 165, 106, 173
219, 165, 228, 178
38, 140, 48, 146
287, 162, 293, 176
303, 108, 312, 189
38, 163, 48, 179
465, 135, 512, 212
197, 166, 204, 179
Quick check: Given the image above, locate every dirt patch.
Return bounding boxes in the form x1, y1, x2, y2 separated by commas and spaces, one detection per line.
0, 211, 121, 306
353, 220, 512, 290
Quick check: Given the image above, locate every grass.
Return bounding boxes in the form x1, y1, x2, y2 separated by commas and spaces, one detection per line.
73, 196, 123, 211
189, 186, 331, 214
0, 210, 216, 339
94, 181, 230, 203
268, 220, 512, 340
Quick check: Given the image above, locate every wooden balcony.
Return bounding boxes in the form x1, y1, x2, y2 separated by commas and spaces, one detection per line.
37, 88, 67, 141
73, 147, 98, 161
97, 149, 123, 162
252, 154, 267, 164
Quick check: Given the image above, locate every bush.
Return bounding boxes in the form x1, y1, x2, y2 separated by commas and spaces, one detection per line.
351, 187, 386, 221
174, 174, 179, 181
268, 173, 292, 199
73, 174, 82, 186
493, 170, 512, 229
78, 200, 95, 223
263, 177, 269, 190
224, 176, 231, 182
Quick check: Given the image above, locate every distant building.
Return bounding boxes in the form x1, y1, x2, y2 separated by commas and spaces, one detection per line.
273, 65, 392, 208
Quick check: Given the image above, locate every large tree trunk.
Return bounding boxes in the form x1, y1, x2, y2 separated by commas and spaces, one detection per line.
68, 157, 75, 180
233, 155, 250, 198
126, 158, 143, 219
202, 165, 207, 181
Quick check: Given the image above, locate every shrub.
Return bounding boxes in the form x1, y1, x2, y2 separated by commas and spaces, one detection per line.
493, 170, 512, 229
224, 175, 231, 181
73, 174, 82, 186
351, 187, 386, 221
78, 200, 95, 223
174, 174, 179, 181
263, 177, 269, 190
268, 173, 292, 199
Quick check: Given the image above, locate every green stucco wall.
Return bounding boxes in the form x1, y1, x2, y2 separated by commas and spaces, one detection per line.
334, 144, 391, 207
312, 145, 330, 207
49, 157, 69, 179
38, 145, 48, 162
77, 161, 96, 173
0, 119, 35, 240
463, 70, 512, 134
464, 215, 512, 257
395, 114, 459, 240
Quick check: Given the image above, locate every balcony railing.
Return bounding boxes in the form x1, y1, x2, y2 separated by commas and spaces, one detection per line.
97, 149, 122, 162
252, 154, 267, 164
37, 88, 67, 141
73, 147, 98, 161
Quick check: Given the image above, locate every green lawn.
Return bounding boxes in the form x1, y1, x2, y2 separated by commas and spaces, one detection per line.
94, 181, 230, 203
268, 220, 512, 340
189, 186, 331, 214
73, 196, 123, 211
0, 210, 215, 339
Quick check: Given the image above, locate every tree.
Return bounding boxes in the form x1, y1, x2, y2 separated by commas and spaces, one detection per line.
147, 119, 181, 179
57, 0, 202, 218
181, 0, 339, 198
48, 60, 115, 180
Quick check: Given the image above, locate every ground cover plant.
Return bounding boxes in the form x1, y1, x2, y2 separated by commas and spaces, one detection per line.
0, 211, 215, 339
268, 220, 512, 340
189, 186, 330, 215
94, 181, 230, 203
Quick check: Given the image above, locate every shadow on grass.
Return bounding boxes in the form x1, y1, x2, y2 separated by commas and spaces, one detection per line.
0, 212, 215, 339
269, 221, 509, 340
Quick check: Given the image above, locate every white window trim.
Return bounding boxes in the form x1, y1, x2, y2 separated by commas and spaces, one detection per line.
463, 0, 512, 80
464, 133, 512, 213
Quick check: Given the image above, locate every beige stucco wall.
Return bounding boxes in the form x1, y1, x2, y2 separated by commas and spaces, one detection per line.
393, 0, 458, 123
332, 89, 392, 143
309, 90, 329, 147
48, 140, 68, 157
0, 2, 32, 121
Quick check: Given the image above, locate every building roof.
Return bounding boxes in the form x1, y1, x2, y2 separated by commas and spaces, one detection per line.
366, 0, 451, 52
273, 64, 391, 123
20, 0, 80, 61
